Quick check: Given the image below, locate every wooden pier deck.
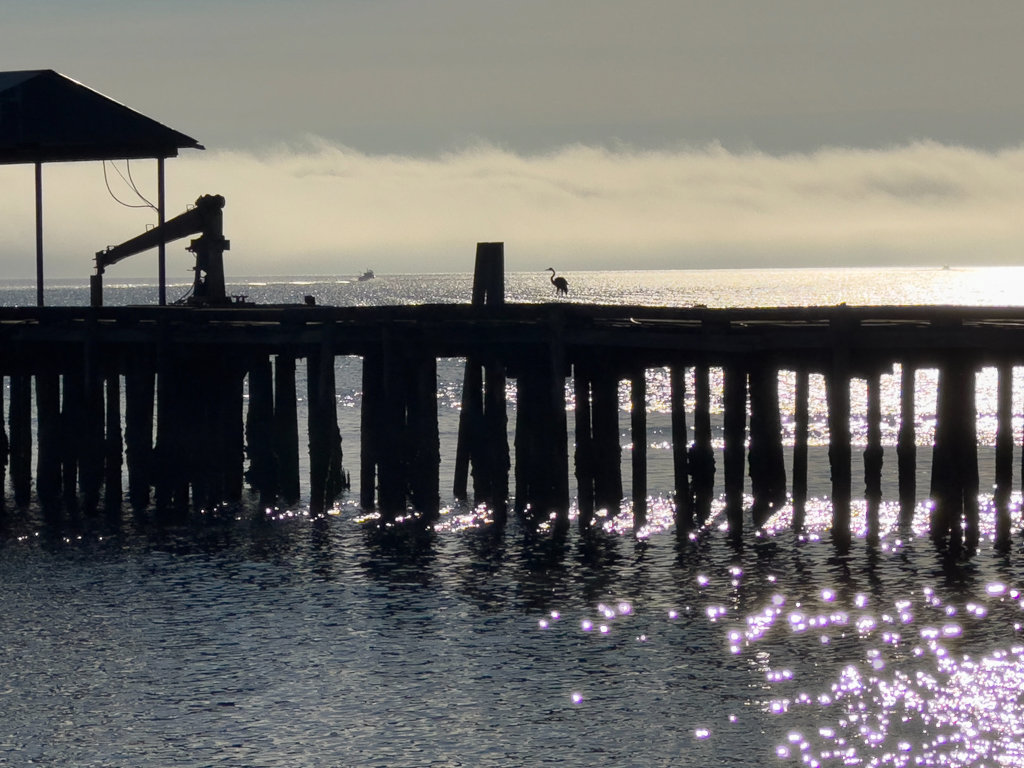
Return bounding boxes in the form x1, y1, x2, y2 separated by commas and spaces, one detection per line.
0, 298, 1021, 553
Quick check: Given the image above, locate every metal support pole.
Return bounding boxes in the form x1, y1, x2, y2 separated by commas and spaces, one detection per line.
158, 157, 166, 306
35, 162, 44, 307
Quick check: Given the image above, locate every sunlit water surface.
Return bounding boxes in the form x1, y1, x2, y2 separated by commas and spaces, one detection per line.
2, 267, 1024, 766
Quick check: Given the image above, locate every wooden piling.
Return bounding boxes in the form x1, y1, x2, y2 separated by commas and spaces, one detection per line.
591, 368, 622, 516
35, 371, 62, 515
723, 365, 746, 539
104, 371, 123, 513
274, 354, 300, 506
896, 362, 916, 525
125, 361, 155, 512
961, 366, 980, 551
748, 364, 786, 528
864, 372, 883, 544
407, 353, 440, 519
360, 351, 382, 509
827, 322, 853, 549
307, 349, 329, 517
245, 354, 278, 509
574, 363, 595, 530
61, 364, 84, 513
224, 355, 247, 504
9, 373, 31, 508
995, 361, 1013, 548
80, 352, 105, 515
0, 379, 7, 515
377, 330, 407, 518
481, 359, 509, 514
630, 367, 647, 531
691, 364, 715, 526
670, 364, 692, 534
792, 369, 809, 532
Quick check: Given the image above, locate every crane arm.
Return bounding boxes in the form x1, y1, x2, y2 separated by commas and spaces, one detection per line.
94, 194, 225, 273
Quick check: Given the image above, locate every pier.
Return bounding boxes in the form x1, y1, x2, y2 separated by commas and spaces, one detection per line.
1, 253, 1023, 554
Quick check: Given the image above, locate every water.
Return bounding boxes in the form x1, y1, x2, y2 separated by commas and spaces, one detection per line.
3, 267, 1024, 766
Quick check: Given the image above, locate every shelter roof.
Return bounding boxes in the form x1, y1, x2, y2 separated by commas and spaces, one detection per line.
0, 69, 202, 165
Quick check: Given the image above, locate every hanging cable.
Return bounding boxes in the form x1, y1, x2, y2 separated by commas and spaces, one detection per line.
102, 161, 157, 211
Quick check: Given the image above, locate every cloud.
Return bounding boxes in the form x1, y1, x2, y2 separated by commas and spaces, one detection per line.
1, 139, 1023, 278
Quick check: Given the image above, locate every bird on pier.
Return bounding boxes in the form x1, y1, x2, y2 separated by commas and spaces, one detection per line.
547, 267, 568, 296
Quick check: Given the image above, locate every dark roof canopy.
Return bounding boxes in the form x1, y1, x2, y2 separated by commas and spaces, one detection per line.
0, 69, 203, 165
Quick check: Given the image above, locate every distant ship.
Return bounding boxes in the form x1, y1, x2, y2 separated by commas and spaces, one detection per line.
358, 269, 375, 282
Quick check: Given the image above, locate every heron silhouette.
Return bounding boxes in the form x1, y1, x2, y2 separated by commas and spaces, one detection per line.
547, 267, 568, 296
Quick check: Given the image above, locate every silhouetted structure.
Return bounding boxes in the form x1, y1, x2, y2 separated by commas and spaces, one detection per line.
0, 69, 203, 307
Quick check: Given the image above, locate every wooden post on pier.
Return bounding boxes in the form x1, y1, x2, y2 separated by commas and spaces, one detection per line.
125, 360, 155, 512
670, 365, 692, 534
930, 357, 978, 549
80, 346, 105, 516
630, 367, 647, 531
377, 329, 407, 518
407, 352, 440, 520
722, 365, 746, 539
864, 372, 884, 544
0, 381, 7, 515
896, 362, 916, 526
691, 364, 715, 526
36, 371, 62, 515
591, 367, 622, 516
61, 364, 84, 513
792, 369, 809, 532
748, 363, 786, 528
360, 350, 382, 509
574, 363, 596, 530
104, 371, 123, 513
828, 317, 853, 549
274, 354, 300, 506
995, 361, 1014, 549
454, 242, 507, 510
307, 338, 332, 518
961, 366, 980, 551
9, 373, 32, 508
246, 354, 278, 509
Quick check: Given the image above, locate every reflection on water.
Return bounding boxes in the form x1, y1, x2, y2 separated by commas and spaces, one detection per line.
2, 501, 1023, 766
3, 269, 1024, 765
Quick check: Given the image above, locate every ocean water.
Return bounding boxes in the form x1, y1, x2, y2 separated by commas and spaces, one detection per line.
2, 267, 1024, 766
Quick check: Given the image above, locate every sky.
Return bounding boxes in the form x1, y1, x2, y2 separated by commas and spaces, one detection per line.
2, 0, 1024, 278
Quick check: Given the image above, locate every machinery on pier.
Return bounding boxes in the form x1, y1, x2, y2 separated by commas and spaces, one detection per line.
92, 194, 234, 307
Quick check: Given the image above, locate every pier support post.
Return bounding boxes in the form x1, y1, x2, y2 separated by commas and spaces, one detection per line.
792, 369, 809, 532
104, 371, 123, 513
827, 320, 853, 549
591, 367, 622, 517
897, 362, 916, 526
274, 354, 300, 506
722, 364, 746, 539
80, 351, 105, 516
36, 371, 62, 515
864, 371, 884, 544
9, 373, 32, 508
930, 357, 978, 549
691, 364, 715, 526
61, 363, 84, 514
573, 363, 595, 529
481, 359, 509, 517
377, 330, 407, 519
360, 351, 382, 509
995, 361, 1014, 549
306, 330, 345, 517
407, 352, 440, 520
0, 379, 7, 515
630, 367, 647, 531
125, 360, 155, 512
670, 364, 692, 534
748, 363, 786, 528
454, 359, 482, 502
245, 354, 278, 509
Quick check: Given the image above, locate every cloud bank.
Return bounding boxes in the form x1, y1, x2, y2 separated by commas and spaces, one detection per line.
1, 139, 1022, 278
